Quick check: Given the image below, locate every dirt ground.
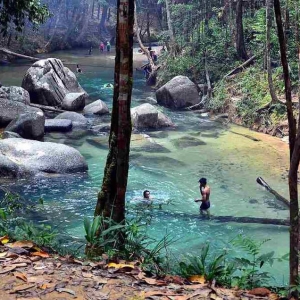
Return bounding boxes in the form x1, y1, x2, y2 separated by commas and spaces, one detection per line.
0, 241, 280, 300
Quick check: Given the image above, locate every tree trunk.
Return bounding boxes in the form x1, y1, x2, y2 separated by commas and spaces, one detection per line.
165, 0, 175, 53
235, 0, 248, 60
76, 1, 92, 43
274, 0, 299, 288
266, 0, 279, 104
94, 0, 134, 231
100, 6, 108, 33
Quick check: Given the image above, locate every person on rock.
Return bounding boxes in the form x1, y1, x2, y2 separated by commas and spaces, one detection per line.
195, 177, 211, 216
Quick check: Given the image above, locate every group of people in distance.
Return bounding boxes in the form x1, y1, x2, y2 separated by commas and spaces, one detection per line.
136, 177, 211, 217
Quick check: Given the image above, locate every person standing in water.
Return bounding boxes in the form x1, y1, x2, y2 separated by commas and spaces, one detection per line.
195, 178, 211, 216
106, 41, 111, 52
99, 42, 104, 52
76, 64, 82, 73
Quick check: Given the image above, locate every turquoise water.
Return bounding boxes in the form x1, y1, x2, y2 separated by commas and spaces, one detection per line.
0, 49, 290, 284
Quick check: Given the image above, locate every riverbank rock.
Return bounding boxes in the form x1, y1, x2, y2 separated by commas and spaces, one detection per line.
0, 98, 41, 127
2, 131, 22, 139
131, 103, 173, 129
5, 111, 45, 140
156, 76, 200, 109
45, 119, 73, 132
62, 92, 86, 111
83, 100, 109, 115
0, 138, 88, 177
21, 58, 88, 110
0, 86, 30, 104
55, 112, 88, 126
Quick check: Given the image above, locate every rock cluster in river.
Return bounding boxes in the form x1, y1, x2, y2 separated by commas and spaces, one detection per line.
131, 103, 173, 129
0, 138, 88, 178
22, 58, 88, 111
156, 75, 200, 109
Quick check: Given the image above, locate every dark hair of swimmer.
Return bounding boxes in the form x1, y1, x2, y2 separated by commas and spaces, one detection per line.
199, 178, 207, 185
143, 190, 150, 198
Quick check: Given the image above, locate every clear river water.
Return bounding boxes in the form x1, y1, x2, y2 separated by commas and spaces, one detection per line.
0, 48, 291, 285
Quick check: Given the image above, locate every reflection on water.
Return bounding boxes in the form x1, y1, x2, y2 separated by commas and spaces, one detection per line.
0, 49, 290, 284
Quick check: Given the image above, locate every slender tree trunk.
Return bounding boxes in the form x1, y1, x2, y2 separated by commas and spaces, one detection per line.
266, 0, 279, 103
97, 4, 101, 19
94, 0, 134, 229
92, 0, 95, 18
165, 0, 175, 53
235, 0, 248, 60
76, 1, 93, 43
274, 0, 298, 289
100, 6, 109, 33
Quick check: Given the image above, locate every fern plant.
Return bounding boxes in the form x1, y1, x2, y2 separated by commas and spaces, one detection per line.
231, 234, 274, 289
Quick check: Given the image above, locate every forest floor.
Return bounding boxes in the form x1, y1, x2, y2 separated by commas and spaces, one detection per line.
0, 243, 279, 300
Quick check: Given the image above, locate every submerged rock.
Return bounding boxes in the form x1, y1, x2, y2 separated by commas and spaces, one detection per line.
172, 136, 206, 148
0, 138, 88, 177
86, 137, 109, 149
55, 112, 88, 126
22, 58, 88, 109
2, 131, 22, 139
131, 155, 186, 169
156, 76, 200, 109
131, 103, 173, 129
91, 123, 111, 133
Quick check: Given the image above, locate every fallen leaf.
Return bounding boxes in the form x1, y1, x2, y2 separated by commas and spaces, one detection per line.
13, 263, 28, 268
82, 272, 93, 278
142, 291, 178, 298
14, 272, 28, 282
0, 235, 10, 244
0, 251, 7, 258
248, 287, 271, 297
164, 275, 185, 285
39, 283, 56, 290
107, 262, 134, 269
0, 265, 16, 274
10, 241, 34, 249
188, 275, 206, 284
9, 283, 35, 293
56, 288, 76, 297
31, 251, 49, 258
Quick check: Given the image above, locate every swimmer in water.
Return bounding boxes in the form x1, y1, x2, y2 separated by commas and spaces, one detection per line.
195, 177, 211, 217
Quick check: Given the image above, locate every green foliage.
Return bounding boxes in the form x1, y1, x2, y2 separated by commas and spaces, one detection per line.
178, 235, 275, 289
208, 80, 227, 112
84, 215, 174, 275
13, 222, 58, 247
231, 235, 275, 289
179, 244, 235, 285
0, 0, 50, 35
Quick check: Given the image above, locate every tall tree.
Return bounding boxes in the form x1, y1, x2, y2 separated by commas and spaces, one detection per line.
235, 0, 248, 60
94, 0, 134, 231
274, 0, 299, 289
266, 0, 279, 104
0, 0, 50, 35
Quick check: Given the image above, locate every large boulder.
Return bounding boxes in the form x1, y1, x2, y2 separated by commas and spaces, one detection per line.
83, 100, 109, 115
0, 98, 41, 127
62, 92, 86, 111
5, 111, 45, 140
131, 103, 173, 129
21, 58, 88, 109
55, 112, 88, 126
0, 86, 30, 104
156, 76, 200, 109
45, 119, 73, 132
0, 138, 88, 177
